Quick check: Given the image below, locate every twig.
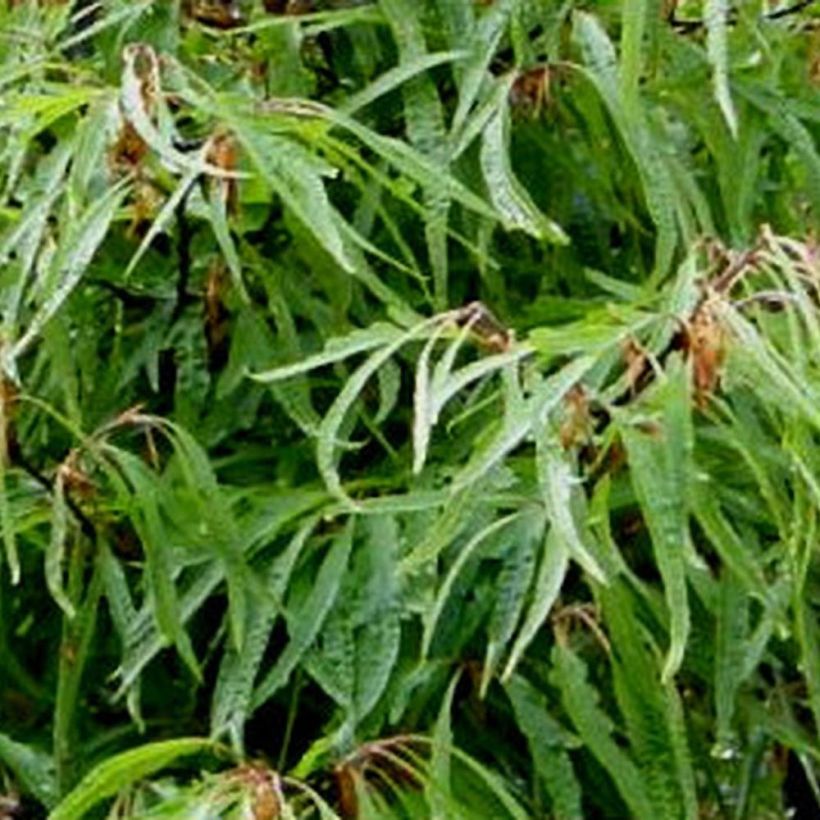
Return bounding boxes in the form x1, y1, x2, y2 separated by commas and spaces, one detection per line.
13, 450, 96, 542
668, 0, 817, 32
171, 186, 196, 323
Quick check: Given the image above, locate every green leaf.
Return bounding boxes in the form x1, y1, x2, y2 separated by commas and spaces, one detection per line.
316, 318, 437, 503
49, 738, 218, 820
11, 179, 129, 361
620, 359, 693, 681
211, 520, 315, 748
423, 510, 528, 657
0, 732, 58, 808
428, 672, 459, 818
45, 468, 74, 618
480, 102, 567, 243
714, 571, 748, 755
602, 581, 696, 817
252, 521, 354, 707
449, 0, 510, 138
453, 355, 596, 492
106, 449, 201, 681
705, 0, 738, 138
0, 398, 19, 584
481, 522, 538, 696
618, 0, 648, 121
237, 128, 353, 274
502, 527, 569, 682
250, 323, 404, 384
551, 644, 655, 820
343, 51, 467, 116
537, 438, 607, 584
506, 676, 583, 819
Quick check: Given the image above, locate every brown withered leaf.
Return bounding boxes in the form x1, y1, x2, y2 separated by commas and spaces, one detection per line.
184, 0, 245, 29
685, 300, 726, 407
128, 178, 164, 237
559, 384, 592, 449
334, 763, 359, 820
455, 301, 513, 353
510, 66, 550, 116
204, 261, 231, 372
622, 336, 649, 394
206, 131, 240, 213
59, 453, 96, 502
0, 377, 18, 468
810, 31, 820, 85
264, 0, 313, 13
111, 120, 148, 170
111, 47, 157, 173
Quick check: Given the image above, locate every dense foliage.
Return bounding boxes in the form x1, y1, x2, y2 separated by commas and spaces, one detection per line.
1, 0, 819, 817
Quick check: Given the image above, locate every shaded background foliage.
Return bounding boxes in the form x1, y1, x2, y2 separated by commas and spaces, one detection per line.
0, 0, 819, 817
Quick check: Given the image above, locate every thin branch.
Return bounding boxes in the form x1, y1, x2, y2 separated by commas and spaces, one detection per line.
171, 186, 196, 324
668, 0, 817, 32
767, 0, 817, 20
13, 450, 97, 542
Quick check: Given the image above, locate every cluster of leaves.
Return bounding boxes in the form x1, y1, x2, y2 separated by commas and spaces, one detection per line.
1, 0, 819, 817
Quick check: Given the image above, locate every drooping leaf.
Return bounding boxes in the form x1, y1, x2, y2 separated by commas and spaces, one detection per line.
620, 358, 693, 681
480, 102, 567, 243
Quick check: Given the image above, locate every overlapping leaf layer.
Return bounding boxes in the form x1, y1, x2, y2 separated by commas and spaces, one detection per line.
1, 1, 819, 817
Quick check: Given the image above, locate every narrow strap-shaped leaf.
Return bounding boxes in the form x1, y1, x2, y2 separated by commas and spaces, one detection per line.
0, 732, 57, 809
400, 484, 480, 569
412, 323, 448, 475
741, 88, 820, 216
602, 581, 693, 817
705, 0, 738, 138
252, 522, 354, 707
11, 180, 129, 361
422, 510, 528, 657
323, 108, 498, 220
714, 571, 748, 755
794, 579, 820, 737
211, 519, 316, 748
621, 359, 693, 681
502, 527, 569, 682
481, 523, 538, 696
428, 672, 459, 818
245, 131, 353, 273
663, 679, 698, 820
317, 317, 439, 503
505, 676, 583, 819
0, 394, 18, 584
537, 439, 607, 584
108, 449, 200, 680
251, 322, 404, 384
693, 483, 767, 601
155, 421, 248, 651
380, 0, 452, 308
551, 645, 655, 820
205, 182, 248, 302
619, 0, 648, 122
45, 468, 74, 617
49, 738, 218, 820
572, 12, 677, 277
480, 101, 568, 243
343, 50, 467, 116
454, 355, 596, 492
449, 0, 512, 138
